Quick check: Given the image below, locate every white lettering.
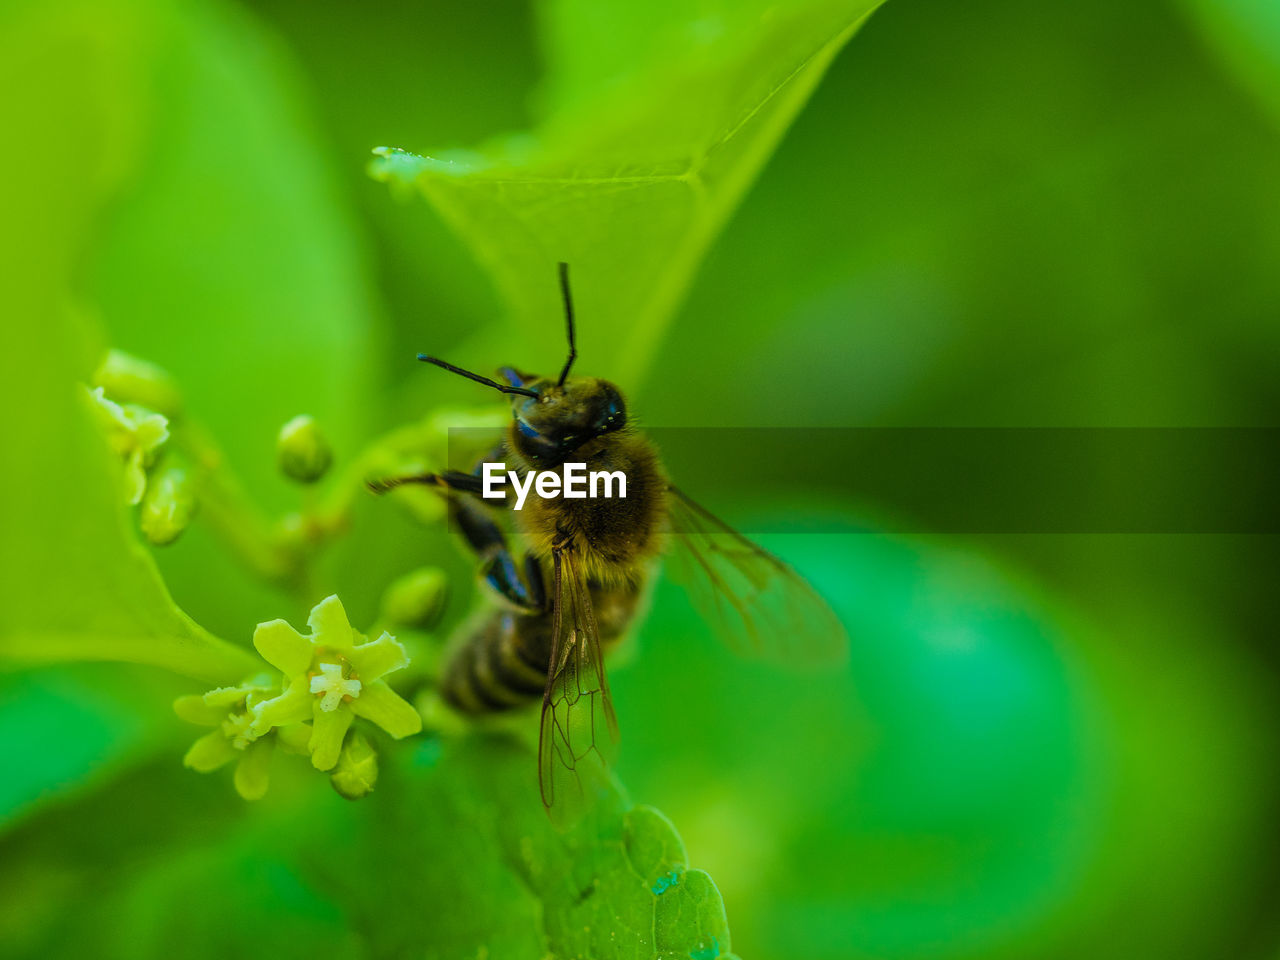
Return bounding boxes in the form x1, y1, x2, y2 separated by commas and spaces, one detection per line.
563, 462, 587, 498
509, 470, 536, 511
478, 462, 626, 509
535, 471, 561, 499
481, 462, 507, 499
591, 470, 626, 499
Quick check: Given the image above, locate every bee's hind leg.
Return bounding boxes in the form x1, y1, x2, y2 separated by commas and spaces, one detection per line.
451, 496, 545, 613
522, 552, 546, 611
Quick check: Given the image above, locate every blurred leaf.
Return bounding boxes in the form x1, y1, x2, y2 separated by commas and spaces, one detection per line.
0, 307, 256, 683
1183, 0, 1280, 123
0, 758, 258, 958
86, 0, 386, 641
2, 734, 738, 960
0, 667, 184, 831
0, 0, 256, 685
248, 0, 543, 374
372, 0, 884, 386
617, 519, 1099, 959
107, 842, 360, 959
310, 736, 736, 960
92, 0, 379, 502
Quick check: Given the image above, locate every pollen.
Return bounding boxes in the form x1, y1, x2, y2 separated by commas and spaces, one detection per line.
220, 711, 259, 750
310, 662, 363, 712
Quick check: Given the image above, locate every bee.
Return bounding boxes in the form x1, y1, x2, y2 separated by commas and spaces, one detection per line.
371, 264, 846, 813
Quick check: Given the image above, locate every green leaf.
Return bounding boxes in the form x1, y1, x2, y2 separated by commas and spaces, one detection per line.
82, 0, 388, 642
0, 0, 256, 686
372, 0, 885, 386
0, 348, 258, 683
1183, 0, 1280, 123
91, 0, 379, 511
1, 733, 738, 959
0, 667, 182, 831
305, 735, 739, 959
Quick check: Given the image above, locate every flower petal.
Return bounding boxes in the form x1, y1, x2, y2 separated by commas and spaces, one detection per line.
276, 722, 312, 756
183, 731, 236, 772
349, 680, 422, 739
308, 705, 353, 771
88, 386, 125, 424
349, 632, 410, 682
124, 450, 147, 505
173, 695, 223, 727
253, 620, 312, 676
202, 679, 272, 708
249, 679, 312, 735
307, 595, 355, 651
132, 410, 170, 451
233, 739, 273, 800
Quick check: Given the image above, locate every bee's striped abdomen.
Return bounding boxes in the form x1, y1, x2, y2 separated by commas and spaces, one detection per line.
440, 578, 644, 717
442, 610, 550, 714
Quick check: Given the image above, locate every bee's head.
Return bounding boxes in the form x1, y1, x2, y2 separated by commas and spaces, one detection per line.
415, 263, 627, 463
496, 367, 626, 463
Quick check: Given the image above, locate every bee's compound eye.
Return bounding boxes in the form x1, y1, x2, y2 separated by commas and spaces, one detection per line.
517, 419, 540, 441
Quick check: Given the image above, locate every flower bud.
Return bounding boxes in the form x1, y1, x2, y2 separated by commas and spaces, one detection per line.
277, 415, 332, 484
93, 349, 182, 418
140, 458, 198, 545
380, 567, 448, 629
330, 730, 379, 800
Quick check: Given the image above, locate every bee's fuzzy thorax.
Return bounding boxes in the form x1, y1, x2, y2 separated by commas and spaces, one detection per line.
512, 427, 667, 584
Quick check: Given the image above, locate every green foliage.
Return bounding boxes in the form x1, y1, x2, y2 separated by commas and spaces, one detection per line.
325, 738, 739, 960
372, 0, 884, 385
3, 734, 739, 960
1183, 0, 1280, 122
0, 0, 880, 955
0, 360, 254, 681
4, 0, 1279, 957
0, 2, 254, 686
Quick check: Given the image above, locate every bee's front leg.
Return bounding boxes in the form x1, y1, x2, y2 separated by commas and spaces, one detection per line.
480, 549, 547, 613
368, 442, 510, 501
450, 496, 546, 613
366, 469, 490, 498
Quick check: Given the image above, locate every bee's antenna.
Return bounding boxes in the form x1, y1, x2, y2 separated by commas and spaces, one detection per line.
417, 354, 539, 398
556, 262, 576, 387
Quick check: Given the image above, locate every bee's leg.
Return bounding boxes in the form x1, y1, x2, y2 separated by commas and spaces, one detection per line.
367, 470, 495, 499
371, 442, 513, 501
450, 497, 542, 612
467, 442, 508, 477
482, 551, 544, 612
523, 551, 547, 611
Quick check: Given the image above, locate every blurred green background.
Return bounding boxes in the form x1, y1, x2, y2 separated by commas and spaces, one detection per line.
2, 0, 1279, 958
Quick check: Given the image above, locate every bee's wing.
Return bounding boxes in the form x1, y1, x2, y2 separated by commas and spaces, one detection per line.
663, 485, 848, 665
538, 545, 619, 815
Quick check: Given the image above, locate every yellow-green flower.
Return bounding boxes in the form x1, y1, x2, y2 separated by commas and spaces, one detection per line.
249, 595, 421, 770
174, 676, 310, 800
87, 385, 169, 504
